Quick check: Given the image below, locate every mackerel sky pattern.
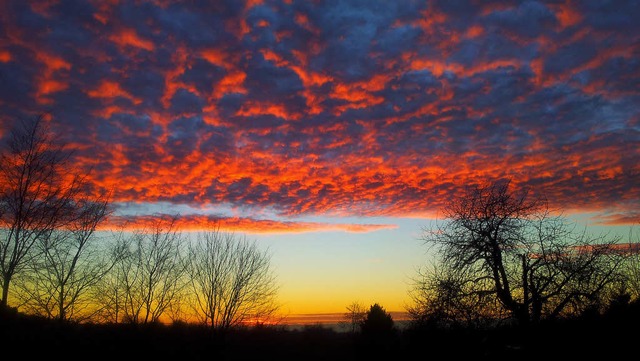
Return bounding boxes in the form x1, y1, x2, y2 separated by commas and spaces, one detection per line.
0, 0, 638, 231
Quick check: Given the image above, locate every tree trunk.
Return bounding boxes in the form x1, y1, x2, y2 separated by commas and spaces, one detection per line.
531, 298, 542, 324
1, 274, 10, 308
58, 285, 65, 321
516, 305, 530, 326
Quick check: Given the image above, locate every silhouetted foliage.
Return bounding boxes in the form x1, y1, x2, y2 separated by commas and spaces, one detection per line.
0, 114, 111, 315
2, 298, 640, 361
342, 301, 366, 333
360, 303, 394, 335
186, 229, 279, 331
14, 199, 114, 321
621, 227, 640, 301
411, 179, 629, 326
100, 215, 185, 324
357, 303, 397, 357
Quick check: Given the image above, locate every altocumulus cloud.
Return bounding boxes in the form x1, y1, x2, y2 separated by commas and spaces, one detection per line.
0, 0, 638, 231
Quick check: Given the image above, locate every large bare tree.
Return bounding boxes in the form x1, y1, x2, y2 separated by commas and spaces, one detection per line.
14, 195, 113, 321
91, 229, 131, 324
0, 115, 91, 310
411, 179, 627, 325
186, 229, 279, 330
106, 215, 186, 324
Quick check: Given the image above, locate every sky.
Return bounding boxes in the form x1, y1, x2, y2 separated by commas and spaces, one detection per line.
0, 0, 639, 316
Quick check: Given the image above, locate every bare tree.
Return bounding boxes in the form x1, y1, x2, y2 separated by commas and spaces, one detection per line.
108, 215, 186, 324
407, 263, 505, 327
412, 179, 627, 325
621, 227, 640, 301
186, 229, 279, 331
14, 195, 114, 321
343, 301, 366, 333
91, 229, 130, 324
0, 114, 89, 310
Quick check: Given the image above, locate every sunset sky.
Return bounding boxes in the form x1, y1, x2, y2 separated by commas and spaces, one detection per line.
0, 0, 638, 316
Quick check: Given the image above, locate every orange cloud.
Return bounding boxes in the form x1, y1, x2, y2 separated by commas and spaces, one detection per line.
215, 70, 247, 97
465, 25, 484, 39
236, 101, 301, 120
1, 0, 636, 231
103, 214, 398, 234
262, 49, 331, 114
201, 48, 231, 69
201, 48, 247, 98
407, 56, 460, 77
330, 74, 388, 114
109, 28, 155, 51
160, 46, 193, 109
34, 51, 72, 104
0, 50, 11, 62
88, 80, 142, 105
550, 2, 582, 28
37, 79, 68, 97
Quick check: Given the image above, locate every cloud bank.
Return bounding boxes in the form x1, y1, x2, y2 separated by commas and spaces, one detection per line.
0, 0, 638, 231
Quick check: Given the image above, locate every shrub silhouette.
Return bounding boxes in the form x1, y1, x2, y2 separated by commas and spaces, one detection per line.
358, 303, 397, 356
360, 303, 394, 335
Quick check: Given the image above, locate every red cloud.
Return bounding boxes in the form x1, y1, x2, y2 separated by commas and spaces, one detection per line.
0, 50, 11, 63
103, 214, 398, 234
88, 80, 142, 105
33, 51, 72, 104
0, 1, 637, 230
109, 28, 155, 51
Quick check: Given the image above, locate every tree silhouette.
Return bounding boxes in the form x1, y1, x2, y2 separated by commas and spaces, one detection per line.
14, 194, 112, 321
358, 303, 397, 357
412, 179, 628, 325
107, 215, 186, 324
186, 229, 279, 331
343, 301, 366, 333
408, 262, 503, 327
621, 227, 640, 302
360, 303, 394, 335
0, 114, 106, 311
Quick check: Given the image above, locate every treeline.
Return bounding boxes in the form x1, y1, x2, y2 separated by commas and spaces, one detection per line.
2, 290, 639, 360
0, 115, 278, 327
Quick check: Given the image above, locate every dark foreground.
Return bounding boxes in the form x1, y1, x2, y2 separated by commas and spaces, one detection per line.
1, 308, 638, 361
